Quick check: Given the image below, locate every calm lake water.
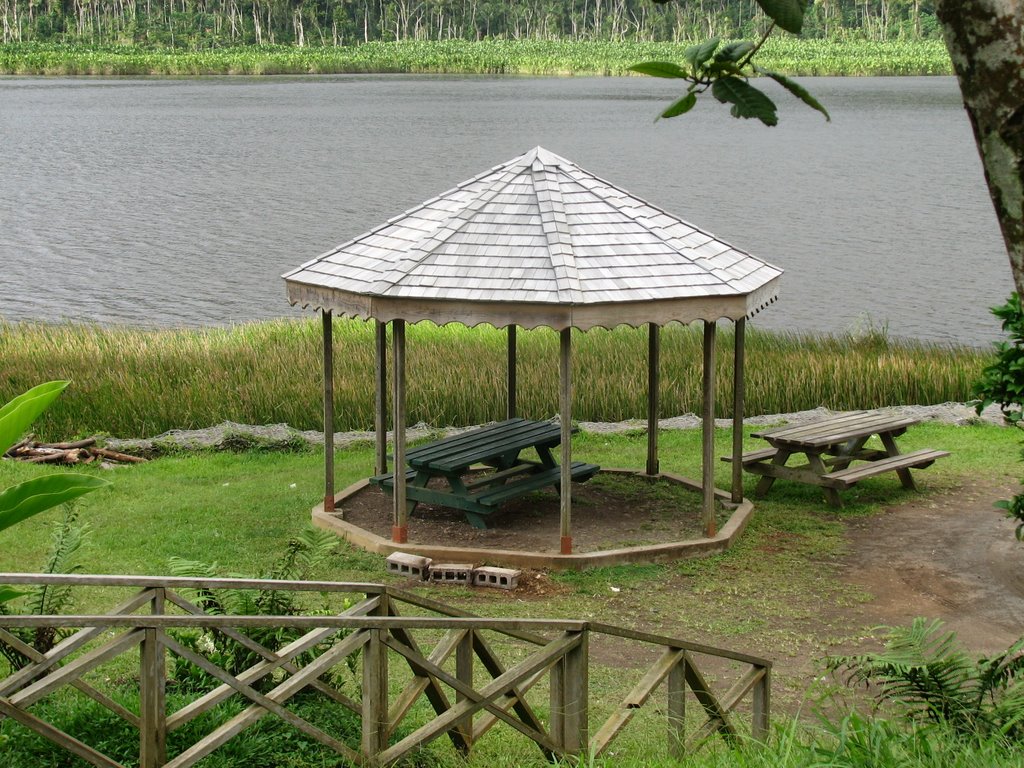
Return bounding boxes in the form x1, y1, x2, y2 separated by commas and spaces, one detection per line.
0, 75, 1009, 346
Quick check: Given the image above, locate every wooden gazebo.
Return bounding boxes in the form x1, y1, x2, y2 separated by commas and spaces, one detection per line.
284, 147, 781, 555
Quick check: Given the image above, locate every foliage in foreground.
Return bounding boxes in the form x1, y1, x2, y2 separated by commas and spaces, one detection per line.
167, 524, 349, 689
0, 319, 989, 441
972, 292, 1024, 539
632, 0, 830, 126
827, 618, 1024, 741
0, 504, 90, 669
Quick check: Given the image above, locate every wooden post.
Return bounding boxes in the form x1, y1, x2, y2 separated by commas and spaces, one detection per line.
752, 666, 771, 742
507, 324, 517, 420
375, 319, 388, 476
392, 319, 408, 544
731, 318, 746, 505
139, 588, 167, 768
702, 321, 717, 537
667, 653, 686, 760
456, 630, 474, 748
647, 322, 660, 476
559, 327, 573, 555
322, 310, 335, 512
550, 631, 588, 755
361, 629, 389, 759
563, 630, 588, 754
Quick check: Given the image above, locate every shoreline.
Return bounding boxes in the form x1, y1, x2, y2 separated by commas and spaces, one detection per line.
0, 39, 953, 78
106, 402, 1008, 455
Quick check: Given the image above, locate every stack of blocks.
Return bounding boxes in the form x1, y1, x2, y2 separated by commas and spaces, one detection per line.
386, 553, 521, 590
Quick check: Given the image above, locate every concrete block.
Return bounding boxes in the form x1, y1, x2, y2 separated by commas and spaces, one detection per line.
473, 566, 521, 590
386, 552, 431, 580
428, 563, 475, 585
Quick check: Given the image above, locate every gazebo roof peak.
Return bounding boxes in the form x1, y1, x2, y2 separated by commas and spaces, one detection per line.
284, 147, 782, 330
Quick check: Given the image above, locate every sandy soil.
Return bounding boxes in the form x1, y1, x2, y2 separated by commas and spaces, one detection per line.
840, 476, 1024, 654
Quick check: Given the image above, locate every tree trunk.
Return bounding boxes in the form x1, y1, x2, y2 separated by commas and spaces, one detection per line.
936, 1, 1024, 297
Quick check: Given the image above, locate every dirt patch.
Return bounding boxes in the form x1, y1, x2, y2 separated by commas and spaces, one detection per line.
337, 472, 732, 554
839, 476, 1024, 654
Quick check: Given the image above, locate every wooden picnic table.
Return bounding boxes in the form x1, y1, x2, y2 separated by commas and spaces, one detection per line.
724, 410, 949, 507
370, 418, 599, 529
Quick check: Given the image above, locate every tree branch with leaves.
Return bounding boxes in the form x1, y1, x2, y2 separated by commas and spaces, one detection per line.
629, 0, 829, 125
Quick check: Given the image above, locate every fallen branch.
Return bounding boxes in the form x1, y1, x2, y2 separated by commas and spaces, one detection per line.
4, 439, 147, 465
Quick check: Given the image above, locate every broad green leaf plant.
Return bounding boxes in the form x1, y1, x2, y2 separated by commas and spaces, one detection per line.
0, 382, 109, 602
630, 0, 829, 126
973, 293, 1024, 540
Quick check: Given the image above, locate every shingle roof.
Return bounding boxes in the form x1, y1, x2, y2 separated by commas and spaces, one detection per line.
283, 147, 782, 330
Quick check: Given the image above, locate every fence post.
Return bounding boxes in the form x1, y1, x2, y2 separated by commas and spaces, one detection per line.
362, 594, 389, 763
752, 665, 771, 742
667, 652, 686, 760
456, 629, 474, 749
550, 630, 588, 756
140, 587, 167, 768
563, 629, 588, 755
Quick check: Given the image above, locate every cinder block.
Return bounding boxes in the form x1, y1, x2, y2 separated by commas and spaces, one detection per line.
386, 552, 432, 580
428, 563, 475, 585
473, 566, 521, 590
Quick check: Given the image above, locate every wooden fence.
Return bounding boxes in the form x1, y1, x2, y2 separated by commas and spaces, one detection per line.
0, 573, 771, 767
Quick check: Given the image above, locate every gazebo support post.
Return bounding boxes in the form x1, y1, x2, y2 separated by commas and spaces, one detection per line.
702, 320, 717, 537
374, 320, 388, 476
392, 319, 408, 544
507, 325, 517, 420
731, 318, 746, 504
559, 328, 573, 555
647, 322, 660, 476
321, 310, 335, 513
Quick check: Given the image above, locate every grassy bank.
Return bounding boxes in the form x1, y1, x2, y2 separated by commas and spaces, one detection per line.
0, 424, 1019, 765
0, 318, 990, 441
0, 38, 952, 77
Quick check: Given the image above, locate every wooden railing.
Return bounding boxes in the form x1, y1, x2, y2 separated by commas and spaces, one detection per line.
0, 574, 771, 767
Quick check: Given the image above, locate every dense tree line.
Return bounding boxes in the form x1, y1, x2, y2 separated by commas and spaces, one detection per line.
0, 0, 942, 46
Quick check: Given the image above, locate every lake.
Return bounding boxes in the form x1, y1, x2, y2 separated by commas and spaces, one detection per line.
0, 74, 1008, 346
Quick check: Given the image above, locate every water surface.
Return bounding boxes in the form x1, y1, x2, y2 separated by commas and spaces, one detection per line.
0, 75, 1007, 345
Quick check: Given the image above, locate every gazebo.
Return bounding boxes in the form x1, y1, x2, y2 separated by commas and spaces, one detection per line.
284, 147, 782, 560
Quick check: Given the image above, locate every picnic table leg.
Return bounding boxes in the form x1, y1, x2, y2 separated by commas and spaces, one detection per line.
535, 444, 558, 470
806, 452, 843, 507
753, 448, 792, 498
879, 433, 917, 490
828, 436, 870, 471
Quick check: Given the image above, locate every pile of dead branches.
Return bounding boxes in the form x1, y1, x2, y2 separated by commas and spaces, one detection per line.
4, 437, 146, 466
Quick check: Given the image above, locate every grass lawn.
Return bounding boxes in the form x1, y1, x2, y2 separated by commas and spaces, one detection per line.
0, 420, 1020, 766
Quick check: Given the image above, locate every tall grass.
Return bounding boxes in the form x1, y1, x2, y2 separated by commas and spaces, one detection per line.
0, 38, 952, 77
0, 319, 990, 441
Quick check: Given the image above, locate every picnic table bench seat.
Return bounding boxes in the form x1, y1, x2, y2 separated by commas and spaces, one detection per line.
822, 448, 950, 488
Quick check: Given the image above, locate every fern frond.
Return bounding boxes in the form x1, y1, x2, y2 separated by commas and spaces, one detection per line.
167, 556, 234, 615
27, 504, 90, 618
827, 619, 1024, 737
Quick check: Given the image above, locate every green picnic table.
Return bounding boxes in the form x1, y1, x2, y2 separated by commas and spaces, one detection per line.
369, 418, 600, 529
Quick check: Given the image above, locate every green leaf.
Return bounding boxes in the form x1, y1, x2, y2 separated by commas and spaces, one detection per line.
755, 0, 805, 34
711, 76, 779, 126
627, 61, 688, 79
0, 381, 70, 455
0, 474, 109, 533
660, 91, 698, 119
715, 41, 754, 63
683, 37, 720, 69
0, 585, 26, 604
756, 67, 831, 121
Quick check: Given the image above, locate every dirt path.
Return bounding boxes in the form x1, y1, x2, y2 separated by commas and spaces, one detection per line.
840, 476, 1024, 653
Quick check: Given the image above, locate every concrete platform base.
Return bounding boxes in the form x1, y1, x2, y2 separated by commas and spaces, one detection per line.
312, 469, 754, 571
